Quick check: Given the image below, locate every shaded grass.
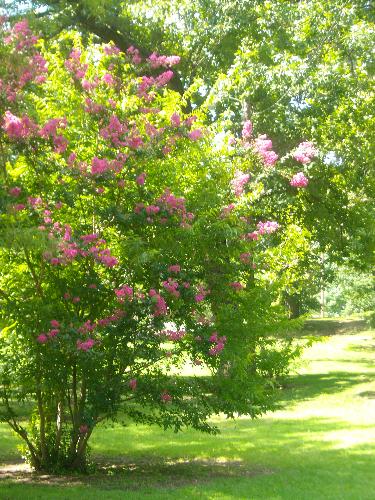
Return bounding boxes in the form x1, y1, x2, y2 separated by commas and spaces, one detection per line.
0, 322, 375, 499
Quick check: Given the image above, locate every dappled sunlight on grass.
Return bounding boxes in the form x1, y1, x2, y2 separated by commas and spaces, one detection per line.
1, 322, 375, 499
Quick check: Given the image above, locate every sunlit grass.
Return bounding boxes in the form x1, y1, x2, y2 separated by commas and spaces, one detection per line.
1, 323, 374, 499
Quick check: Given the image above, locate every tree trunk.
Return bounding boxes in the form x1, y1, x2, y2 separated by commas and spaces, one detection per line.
285, 292, 301, 319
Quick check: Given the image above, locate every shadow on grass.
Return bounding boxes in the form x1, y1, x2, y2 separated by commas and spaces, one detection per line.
0, 458, 272, 490
1, 417, 374, 493
277, 371, 371, 406
303, 319, 368, 337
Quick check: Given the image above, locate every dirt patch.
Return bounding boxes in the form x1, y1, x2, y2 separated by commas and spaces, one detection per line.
0, 457, 273, 490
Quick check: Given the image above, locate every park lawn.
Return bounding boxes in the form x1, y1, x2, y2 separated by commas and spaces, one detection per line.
0, 321, 374, 499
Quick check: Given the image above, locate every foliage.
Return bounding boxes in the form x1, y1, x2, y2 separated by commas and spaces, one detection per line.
325, 266, 375, 316
0, 20, 305, 472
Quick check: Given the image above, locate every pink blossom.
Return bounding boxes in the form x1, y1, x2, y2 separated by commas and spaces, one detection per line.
50, 320, 60, 328
231, 171, 250, 196
221, 203, 236, 217
147, 52, 180, 68
72, 296, 80, 303
104, 44, 120, 56
77, 338, 95, 351
67, 152, 76, 165
2, 111, 36, 139
168, 264, 181, 273
257, 221, 279, 234
14, 203, 26, 211
155, 70, 174, 87
129, 379, 137, 390
293, 141, 317, 164
127, 46, 142, 64
102, 73, 115, 85
240, 252, 251, 264
170, 112, 181, 127
162, 278, 180, 298
245, 231, 259, 241
115, 285, 133, 300
290, 172, 309, 188
149, 289, 168, 316
9, 187, 21, 197
254, 134, 278, 166
208, 334, 227, 356
161, 392, 172, 403
209, 332, 218, 343
136, 172, 146, 185
39, 118, 67, 139
188, 129, 203, 141
229, 282, 244, 291
80, 233, 99, 244
91, 157, 110, 175
242, 120, 253, 139
37, 333, 48, 344
48, 329, 59, 338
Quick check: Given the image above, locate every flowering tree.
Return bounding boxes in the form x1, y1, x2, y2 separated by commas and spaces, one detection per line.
0, 20, 304, 472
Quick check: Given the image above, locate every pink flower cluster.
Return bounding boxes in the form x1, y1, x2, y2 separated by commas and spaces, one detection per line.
64, 49, 88, 79
231, 170, 250, 197
115, 285, 133, 301
162, 329, 186, 341
290, 172, 309, 188
136, 172, 146, 185
147, 52, 181, 68
42, 228, 119, 269
188, 129, 203, 141
149, 289, 168, 316
293, 141, 317, 164
242, 120, 253, 139
77, 338, 95, 351
137, 71, 174, 99
135, 189, 194, 227
240, 252, 251, 264
168, 264, 181, 273
228, 282, 244, 291
39, 117, 68, 153
129, 378, 137, 390
254, 135, 278, 166
161, 391, 172, 403
162, 278, 180, 298
127, 46, 142, 64
208, 332, 226, 356
195, 286, 210, 303
36, 319, 61, 344
2, 112, 68, 154
257, 220, 279, 234
221, 203, 236, 217
99, 115, 128, 146
103, 44, 120, 56
2, 111, 37, 139
89, 156, 124, 176
4, 19, 38, 50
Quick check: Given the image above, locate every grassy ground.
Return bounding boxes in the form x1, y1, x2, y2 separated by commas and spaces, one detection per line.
0, 320, 374, 499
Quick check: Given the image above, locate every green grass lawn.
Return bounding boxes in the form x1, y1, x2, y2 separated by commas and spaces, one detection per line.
1, 321, 375, 499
